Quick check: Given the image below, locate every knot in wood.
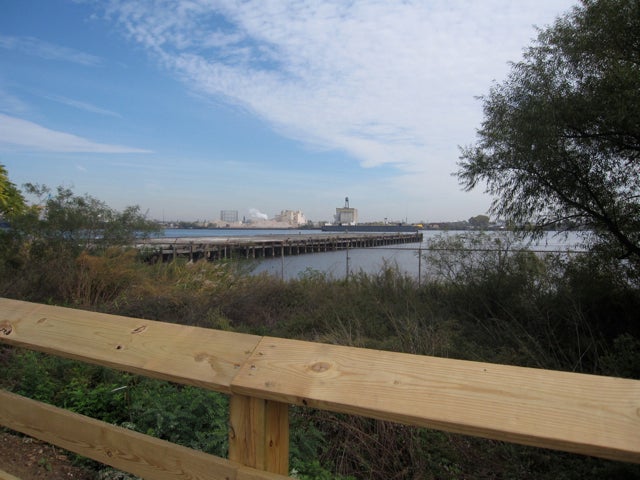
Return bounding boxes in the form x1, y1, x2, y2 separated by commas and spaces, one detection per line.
194, 352, 208, 362
0, 321, 12, 336
310, 361, 331, 373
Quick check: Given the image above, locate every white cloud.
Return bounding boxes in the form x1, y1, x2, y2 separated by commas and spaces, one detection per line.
0, 34, 102, 66
103, 0, 576, 219
43, 94, 122, 118
0, 113, 151, 153
104, 0, 574, 168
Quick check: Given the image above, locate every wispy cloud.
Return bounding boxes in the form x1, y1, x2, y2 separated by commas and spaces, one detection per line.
0, 86, 30, 115
0, 34, 102, 66
0, 113, 151, 153
101, 0, 575, 205
103, 0, 572, 176
43, 94, 122, 118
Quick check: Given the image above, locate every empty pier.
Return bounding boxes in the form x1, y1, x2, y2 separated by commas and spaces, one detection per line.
139, 232, 423, 262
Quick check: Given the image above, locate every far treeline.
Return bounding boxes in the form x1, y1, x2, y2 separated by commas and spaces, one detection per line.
1, 1, 639, 479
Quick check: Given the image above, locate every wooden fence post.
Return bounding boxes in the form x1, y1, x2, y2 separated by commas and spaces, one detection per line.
228, 395, 289, 475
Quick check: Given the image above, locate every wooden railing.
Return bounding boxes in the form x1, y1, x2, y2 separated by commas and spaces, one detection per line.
0, 297, 639, 479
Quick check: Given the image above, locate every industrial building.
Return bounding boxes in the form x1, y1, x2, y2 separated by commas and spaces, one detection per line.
334, 197, 358, 225
220, 210, 239, 223
275, 210, 307, 227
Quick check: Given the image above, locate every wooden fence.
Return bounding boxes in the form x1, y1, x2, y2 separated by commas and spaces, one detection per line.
0, 297, 639, 479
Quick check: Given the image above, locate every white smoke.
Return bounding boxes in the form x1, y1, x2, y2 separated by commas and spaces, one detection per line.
249, 208, 269, 220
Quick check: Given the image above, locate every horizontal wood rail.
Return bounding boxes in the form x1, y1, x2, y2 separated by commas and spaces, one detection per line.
1, 297, 639, 479
0, 469, 21, 480
0, 390, 285, 480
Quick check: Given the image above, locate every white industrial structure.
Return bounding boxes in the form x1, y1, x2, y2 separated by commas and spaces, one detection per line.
275, 210, 307, 227
334, 197, 358, 225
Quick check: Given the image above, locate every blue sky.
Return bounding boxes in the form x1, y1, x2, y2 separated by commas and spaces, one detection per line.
1, 0, 576, 223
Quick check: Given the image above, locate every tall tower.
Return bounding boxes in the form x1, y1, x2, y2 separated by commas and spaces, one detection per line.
335, 196, 358, 225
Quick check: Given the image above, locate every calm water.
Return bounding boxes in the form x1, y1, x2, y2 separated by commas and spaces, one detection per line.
159, 229, 586, 281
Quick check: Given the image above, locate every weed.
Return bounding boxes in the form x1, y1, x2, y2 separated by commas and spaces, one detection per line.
3, 230, 640, 479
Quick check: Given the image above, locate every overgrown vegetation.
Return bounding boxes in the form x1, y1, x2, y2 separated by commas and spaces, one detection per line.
458, 0, 640, 267
1, 184, 639, 478
3, 1, 638, 476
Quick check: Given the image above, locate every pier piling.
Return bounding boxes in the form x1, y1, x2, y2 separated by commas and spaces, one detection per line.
139, 232, 423, 263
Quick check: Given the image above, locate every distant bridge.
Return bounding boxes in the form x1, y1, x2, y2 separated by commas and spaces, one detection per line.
138, 232, 423, 262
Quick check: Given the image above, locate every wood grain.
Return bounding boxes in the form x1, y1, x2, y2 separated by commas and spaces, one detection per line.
232, 337, 640, 463
229, 396, 289, 475
2, 297, 640, 467
0, 390, 290, 480
0, 469, 21, 480
0, 298, 260, 393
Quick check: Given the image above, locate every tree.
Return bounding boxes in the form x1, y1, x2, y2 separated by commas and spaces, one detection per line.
457, 0, 640, 264
0, 181, 161, 301
0, 164, 25, 220
18, 183, 160, 252
468, 215, 490, 229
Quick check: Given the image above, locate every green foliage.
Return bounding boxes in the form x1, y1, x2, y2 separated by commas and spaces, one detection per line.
2, 349, 60, 402
3, 165, 640, 478
61, 376, 130, 424
468, 214, 490, 229
458, 0, 640, 269
127, 380, 229, 456
422, 233, 615, 370
0, 180, 161, 304
4, 349, 133, 431
0, 163, 25, 220
3, 227, 640, 478
18, 183, 160, 252
3, 348, 228, 456
290, 408, 356, 480
290, 459, 355, 480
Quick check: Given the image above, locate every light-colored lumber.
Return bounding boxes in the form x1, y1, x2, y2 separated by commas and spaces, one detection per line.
2, 297, 640, 465
0, 390, 290, 480
232, 337, 640, 463
229, 395, 289, 475
0, 298, 261, 393
0, 469, 21, 480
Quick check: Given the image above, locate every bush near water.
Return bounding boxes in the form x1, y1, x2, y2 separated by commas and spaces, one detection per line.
1, 185, 640, 479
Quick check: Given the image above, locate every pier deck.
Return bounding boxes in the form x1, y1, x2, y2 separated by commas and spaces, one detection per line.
139, 232, 423, 262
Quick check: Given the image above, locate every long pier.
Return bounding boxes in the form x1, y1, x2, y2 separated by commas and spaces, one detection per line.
138, 232, 423, 262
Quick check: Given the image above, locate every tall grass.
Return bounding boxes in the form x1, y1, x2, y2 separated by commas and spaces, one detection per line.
1, 233, 639, 478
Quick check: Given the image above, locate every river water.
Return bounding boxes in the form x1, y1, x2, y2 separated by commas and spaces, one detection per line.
158, 229, 586, 281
